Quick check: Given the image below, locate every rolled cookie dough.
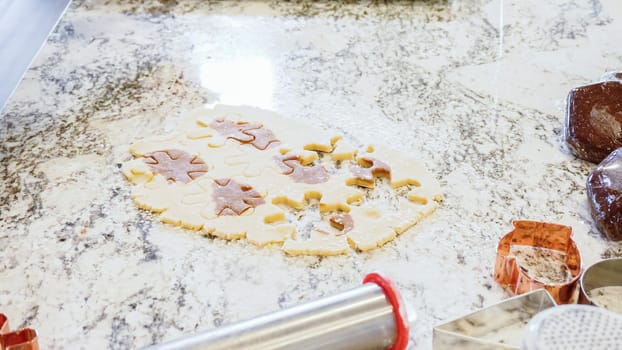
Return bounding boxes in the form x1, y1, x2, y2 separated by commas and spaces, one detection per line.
122, 105, 442, 255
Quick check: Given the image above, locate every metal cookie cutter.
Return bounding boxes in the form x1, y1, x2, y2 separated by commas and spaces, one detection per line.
493, 220, 582, 304
433, 289, 556, 349
579, 257, 622, 314
0, 313, 39, 350
144, 272, 413, 350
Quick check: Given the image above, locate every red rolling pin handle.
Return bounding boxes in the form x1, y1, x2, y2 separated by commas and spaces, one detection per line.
363, 273, 410, 350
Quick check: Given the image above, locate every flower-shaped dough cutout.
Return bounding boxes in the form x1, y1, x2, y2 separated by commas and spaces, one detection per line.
144, 149, 209, 183
209, 118, 280, 150
213, 178, 265, 216
347, 157, 391, 188
274, 155, 329, 184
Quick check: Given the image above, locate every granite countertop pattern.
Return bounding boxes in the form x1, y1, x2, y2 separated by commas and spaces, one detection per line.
2, 0, 622, 349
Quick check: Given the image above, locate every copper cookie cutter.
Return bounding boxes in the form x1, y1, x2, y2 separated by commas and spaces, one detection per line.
0, 314, 39, 350
493, 220, 582, 304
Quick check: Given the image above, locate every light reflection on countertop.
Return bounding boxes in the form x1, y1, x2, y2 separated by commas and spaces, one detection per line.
200, 57, 274, 109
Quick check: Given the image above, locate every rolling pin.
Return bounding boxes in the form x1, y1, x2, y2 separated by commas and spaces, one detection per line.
143, 273, 414, 350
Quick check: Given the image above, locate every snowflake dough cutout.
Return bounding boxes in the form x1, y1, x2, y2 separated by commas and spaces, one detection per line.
123, 105, 442, 255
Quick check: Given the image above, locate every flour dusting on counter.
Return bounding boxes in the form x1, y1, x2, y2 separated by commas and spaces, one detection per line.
2, 0, 622, 349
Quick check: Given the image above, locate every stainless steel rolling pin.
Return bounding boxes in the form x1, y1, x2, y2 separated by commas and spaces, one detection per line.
143, 273, 414, 350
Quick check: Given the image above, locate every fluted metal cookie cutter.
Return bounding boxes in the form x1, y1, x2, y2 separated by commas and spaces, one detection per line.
493, 220, 582, 304
0, 313, 39, 350
522, 305, 622, 349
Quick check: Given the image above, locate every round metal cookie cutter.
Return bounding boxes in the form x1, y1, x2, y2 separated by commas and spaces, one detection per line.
579, 257, 622, 313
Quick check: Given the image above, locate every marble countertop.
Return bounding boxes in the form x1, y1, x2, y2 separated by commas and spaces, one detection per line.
2, 0, 622, 349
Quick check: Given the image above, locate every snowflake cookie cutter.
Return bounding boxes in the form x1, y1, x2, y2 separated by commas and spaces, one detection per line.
493, 220, 583, 305
0, 313, 39, 350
